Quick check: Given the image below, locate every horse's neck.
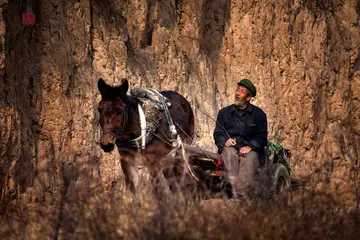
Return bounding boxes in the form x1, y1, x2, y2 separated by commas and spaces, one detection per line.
125, 96, 141, 135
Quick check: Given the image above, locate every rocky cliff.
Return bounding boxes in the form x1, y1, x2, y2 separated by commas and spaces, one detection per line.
1, 0, 359, 204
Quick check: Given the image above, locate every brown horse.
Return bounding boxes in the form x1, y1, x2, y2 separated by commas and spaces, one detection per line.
97, 78, 196, 195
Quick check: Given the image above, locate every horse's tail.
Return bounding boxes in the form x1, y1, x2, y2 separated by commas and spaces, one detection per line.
186, 104, 195, 144
181, 97, 195, 145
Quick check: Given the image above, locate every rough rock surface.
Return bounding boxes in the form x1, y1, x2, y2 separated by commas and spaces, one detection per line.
0, 0, 359, 203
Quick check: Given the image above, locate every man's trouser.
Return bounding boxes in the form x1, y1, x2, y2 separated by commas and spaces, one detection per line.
221, 147, 259, 198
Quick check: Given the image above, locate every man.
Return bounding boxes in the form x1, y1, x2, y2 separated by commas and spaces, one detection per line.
213, 79, 267, 198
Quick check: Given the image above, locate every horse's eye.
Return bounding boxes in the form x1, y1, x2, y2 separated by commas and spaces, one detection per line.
116, 111, 122, 116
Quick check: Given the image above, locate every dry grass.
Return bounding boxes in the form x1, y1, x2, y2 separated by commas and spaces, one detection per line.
1, 175, 360, 240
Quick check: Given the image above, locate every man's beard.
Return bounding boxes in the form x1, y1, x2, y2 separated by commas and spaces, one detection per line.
235, 96, 248, 109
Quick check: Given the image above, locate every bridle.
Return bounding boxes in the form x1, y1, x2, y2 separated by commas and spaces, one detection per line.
99, 105, 128, 142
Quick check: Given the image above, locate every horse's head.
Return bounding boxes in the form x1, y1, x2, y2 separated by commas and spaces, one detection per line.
97, 78, 129, 152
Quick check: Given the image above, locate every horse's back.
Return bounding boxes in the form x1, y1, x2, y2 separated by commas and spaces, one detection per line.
160, 91, 195, 143
160, 91, 188, 105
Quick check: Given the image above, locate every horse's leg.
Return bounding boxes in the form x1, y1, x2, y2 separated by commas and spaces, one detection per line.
162, 156, 182, 195
147, 160, 170, 201
119, 153, 138, 195
166, 153, 205, 201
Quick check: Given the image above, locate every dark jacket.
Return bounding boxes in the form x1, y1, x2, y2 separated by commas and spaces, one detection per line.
213, 103, 268, 152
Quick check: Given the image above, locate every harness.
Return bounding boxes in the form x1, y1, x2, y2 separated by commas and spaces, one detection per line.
123, 103, 151, 149
117, 88, 178, 149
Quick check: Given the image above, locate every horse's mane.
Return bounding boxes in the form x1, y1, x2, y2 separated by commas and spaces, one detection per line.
124, 94, 139, 107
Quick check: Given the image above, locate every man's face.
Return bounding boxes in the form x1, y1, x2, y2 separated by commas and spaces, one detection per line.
235, 85, 252, 106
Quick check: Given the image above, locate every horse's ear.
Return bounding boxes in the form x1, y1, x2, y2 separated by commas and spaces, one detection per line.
117, 79, 129, 98
98, 78, 108, 96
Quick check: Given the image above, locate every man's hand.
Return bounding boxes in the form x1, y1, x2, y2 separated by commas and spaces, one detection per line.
224, 138, 237, 147
239, 146, 252, 155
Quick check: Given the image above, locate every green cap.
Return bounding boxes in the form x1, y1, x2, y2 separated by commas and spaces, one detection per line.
237, 78, 256, 97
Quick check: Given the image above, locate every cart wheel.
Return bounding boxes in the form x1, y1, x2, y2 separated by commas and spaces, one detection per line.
270, 163, 292, 204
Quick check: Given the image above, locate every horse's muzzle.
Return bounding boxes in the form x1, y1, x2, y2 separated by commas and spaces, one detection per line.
100, 143, 115, 152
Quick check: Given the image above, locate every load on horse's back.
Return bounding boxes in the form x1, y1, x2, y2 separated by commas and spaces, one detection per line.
97, 78, 196, 195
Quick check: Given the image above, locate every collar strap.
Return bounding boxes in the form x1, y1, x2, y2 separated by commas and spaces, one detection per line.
128, 104, 147, 149
116, 103, 153, 149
